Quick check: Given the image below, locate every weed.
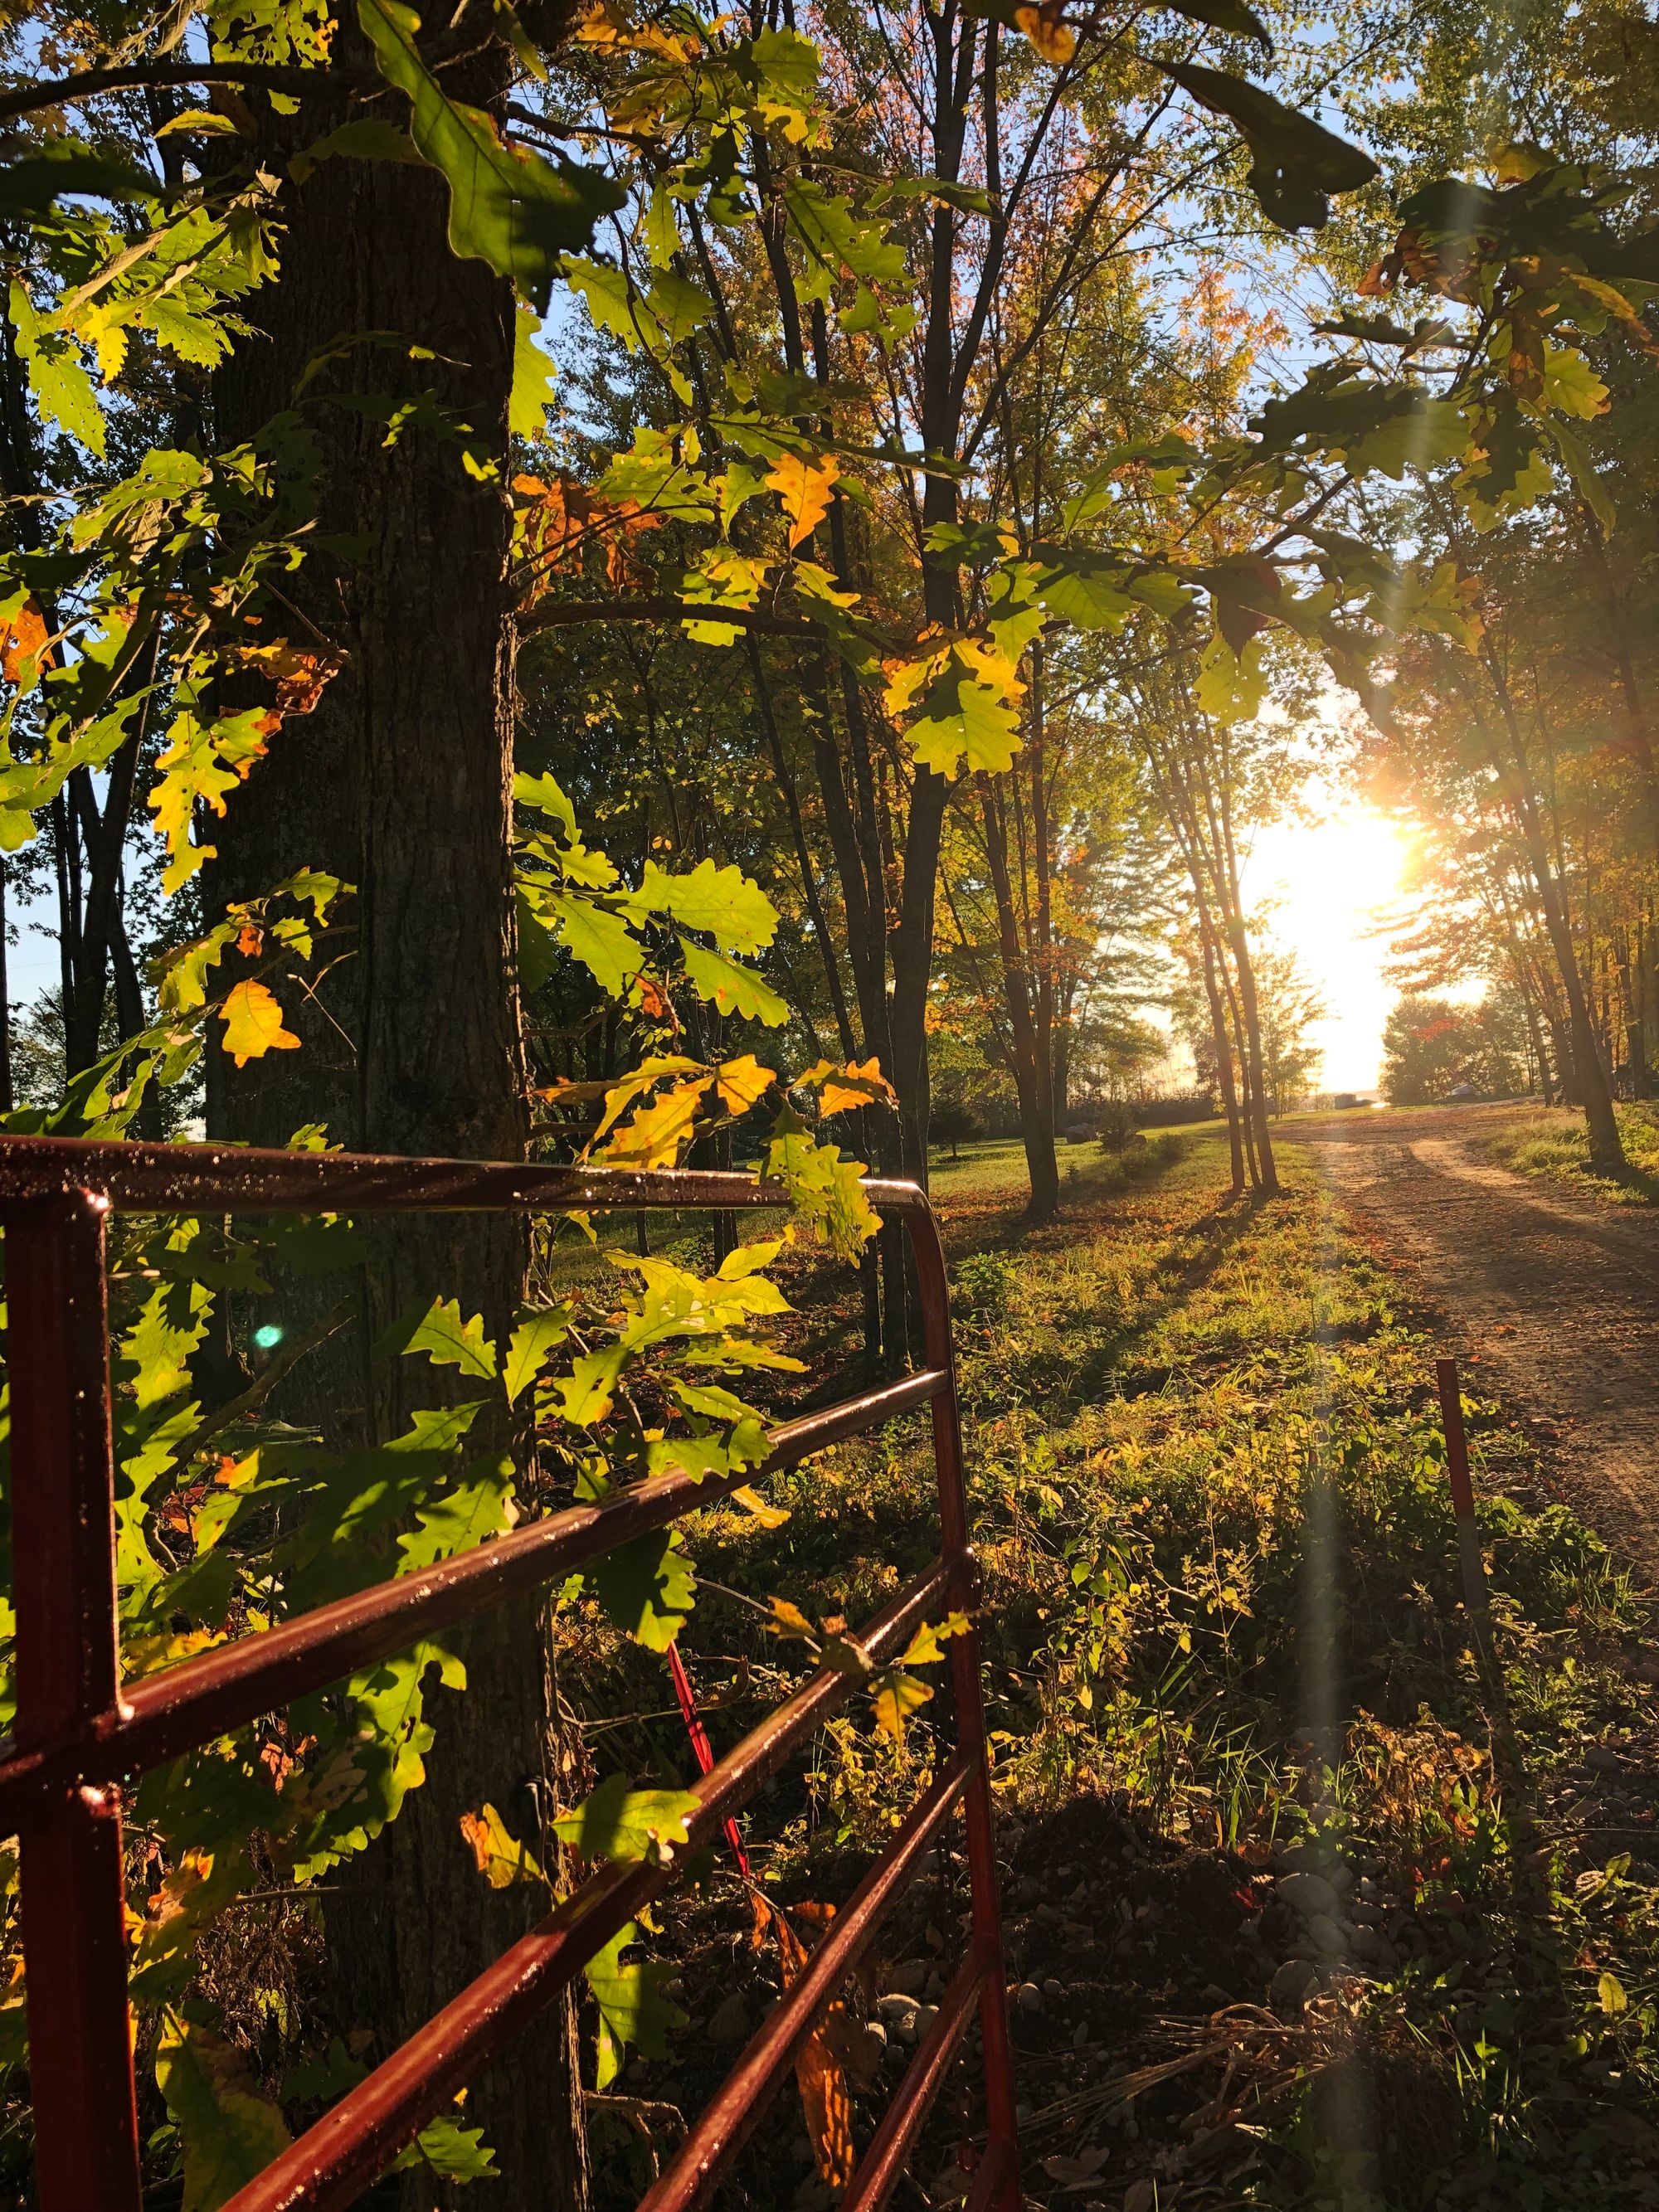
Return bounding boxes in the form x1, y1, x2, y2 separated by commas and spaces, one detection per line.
953, 1248, 1020, 1319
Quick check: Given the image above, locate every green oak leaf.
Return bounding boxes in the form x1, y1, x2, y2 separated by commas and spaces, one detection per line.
552, 1772, 699, 1864
155, 2009, 292, 2212
629, 858, 779, 951
679, 940, 788, 1026
358, 0, 623, 311
586, 1924, 688, 2091
505, 1305, 573, 1403
588, 1529, 696, 1650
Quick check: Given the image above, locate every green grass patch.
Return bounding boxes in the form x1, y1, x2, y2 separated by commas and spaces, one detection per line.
1472, 1103, 1659, 1203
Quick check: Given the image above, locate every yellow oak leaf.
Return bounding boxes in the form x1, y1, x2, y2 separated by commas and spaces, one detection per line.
1014, 1, 1075, 61
801, 1056, 898, 1116
768, 1597, 816, 1640
460, 1802, 547, 1889
220, 980, 300, 1067
598, 1075, 708, 1167
714, 1053, 777, 1112
870, 1667, 934, 1740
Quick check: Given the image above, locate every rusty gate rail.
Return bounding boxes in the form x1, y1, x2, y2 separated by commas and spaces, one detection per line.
0, 1133, 1022, 2212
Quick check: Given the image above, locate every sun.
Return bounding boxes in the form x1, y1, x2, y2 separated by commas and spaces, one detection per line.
1244, 799, 1418, 1095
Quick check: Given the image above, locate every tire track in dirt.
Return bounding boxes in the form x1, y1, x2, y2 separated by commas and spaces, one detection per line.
1293, 1110, 1659, 1582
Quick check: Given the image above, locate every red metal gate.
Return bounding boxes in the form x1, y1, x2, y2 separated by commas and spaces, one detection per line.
0, 1135, 1022, 2211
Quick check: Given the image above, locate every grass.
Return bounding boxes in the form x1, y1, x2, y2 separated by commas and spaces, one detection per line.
1470, 1103, 1659, 1204
569, 1131, 1659, 2210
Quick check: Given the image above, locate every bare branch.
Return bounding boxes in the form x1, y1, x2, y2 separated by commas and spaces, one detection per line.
0, 60, 349, 129
517, 597, 830, 639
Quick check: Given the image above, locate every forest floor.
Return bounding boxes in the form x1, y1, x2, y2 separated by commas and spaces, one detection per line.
575, 1129, 1659, 2212
1297, 1104, 1659, 1580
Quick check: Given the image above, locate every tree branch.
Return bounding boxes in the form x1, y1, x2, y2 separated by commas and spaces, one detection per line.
516, 597, 828, 639
0, 60, 349, 129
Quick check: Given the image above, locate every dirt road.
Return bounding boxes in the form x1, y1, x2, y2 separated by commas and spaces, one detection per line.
1292, 1106, 1659, 1580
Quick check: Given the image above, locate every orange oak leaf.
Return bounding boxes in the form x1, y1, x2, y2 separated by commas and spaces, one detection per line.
766, 452, 839, 551
0, 597, 49, 684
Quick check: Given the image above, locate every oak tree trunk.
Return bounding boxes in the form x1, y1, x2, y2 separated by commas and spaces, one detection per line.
207, 30, 586, 2208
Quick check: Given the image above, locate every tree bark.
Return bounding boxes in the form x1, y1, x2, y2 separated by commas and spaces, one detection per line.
981, 777, 1058, 1218
207, 27, 586, 2209
0, 855, 11, 1111
1198, 920, 1245, 1194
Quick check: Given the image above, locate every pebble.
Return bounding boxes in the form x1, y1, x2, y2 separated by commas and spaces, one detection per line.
1350, 1923, 1397, 1971
912, 2003, 940, 2039
877, 1994, 919, 2030
708, 1991, 750, 2043
1588, 1745, 1623, 1774
1277, 1869, 1341, 1920
1350, 1901, 1384, 1928
1042, 1977, 1067, 2004
1355, 1876, 1381, 1904
886, 1958, 930, 1997
1269, 1957, 1319, 2015
1016, 1981, 1044, 2014
1307, 1912, 1348, 1957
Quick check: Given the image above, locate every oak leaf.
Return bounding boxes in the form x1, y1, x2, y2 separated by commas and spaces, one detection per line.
1014, 2, 1075, 62
871, 1667, 933, 1740
154, 2010, 292, 2210
0, 596, 48, 684
598, 1076, 708, 1167
552, 1772, 698, 1864
753, 1896, 856, 2186
766, 451, 839, 550
233, 639, 346, 717
714, 1053, 777, 1112
220, 980, 301, 1067
798, 1056, 898, 1116
460, 1802, 546, 1889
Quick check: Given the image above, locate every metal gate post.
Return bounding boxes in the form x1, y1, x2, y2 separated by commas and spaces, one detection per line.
7, 1190, 144, 2210
906, 1206, 1022, 2210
